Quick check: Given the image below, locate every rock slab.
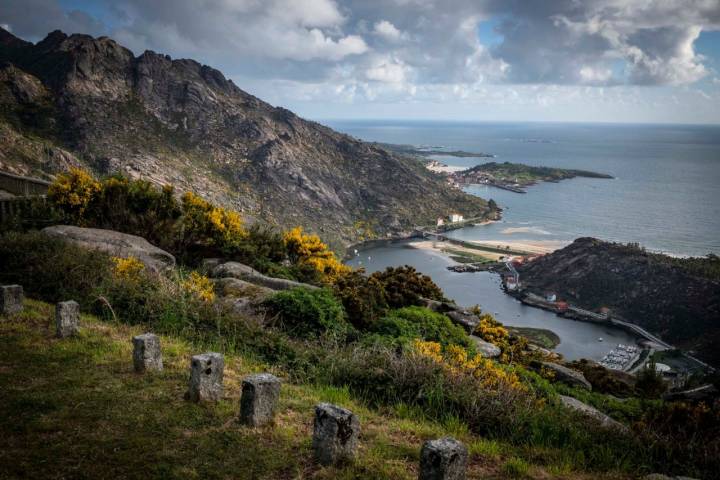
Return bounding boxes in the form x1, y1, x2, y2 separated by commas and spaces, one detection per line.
0, 285, 23, 315
55, 300, 79, 338
240, 373, 281, 427
445, 311, 479, 334
539, 362, 592, 391
187, 353, 224, 402
419, 437, 468, 480
211, 261, 318, 291
470, 335, 502, 358
42, 225, 175, 272
312, 403, 360, 466
132, 333, 163, 372
559, 395, 627, 431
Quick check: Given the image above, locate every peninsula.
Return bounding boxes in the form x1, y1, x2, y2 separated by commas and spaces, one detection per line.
375, 142, 495, 159
451, 162, 613, 193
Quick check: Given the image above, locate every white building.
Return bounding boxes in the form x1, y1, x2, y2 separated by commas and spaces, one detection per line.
436, 217, 445, 227
450, 213, 464, 223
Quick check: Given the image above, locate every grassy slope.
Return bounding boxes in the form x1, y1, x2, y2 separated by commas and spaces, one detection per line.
0, 299, 628, 480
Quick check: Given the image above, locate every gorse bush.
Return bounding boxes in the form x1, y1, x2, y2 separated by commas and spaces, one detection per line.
370, 265, 445, 308
283, 226, 350, 284
43, 169, 351, 284
47, 167, 101, 224
332, 269, 388, 330
373, 306, 474, 352
48, 169, 181, 248
178, 191, 247, 255
263, 287, 351, 338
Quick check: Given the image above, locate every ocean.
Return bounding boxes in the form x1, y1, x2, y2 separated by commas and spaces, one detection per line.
331, 120, 720, 360
328, 120, 720, 257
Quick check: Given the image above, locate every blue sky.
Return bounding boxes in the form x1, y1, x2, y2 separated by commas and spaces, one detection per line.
3, 0, 720, 124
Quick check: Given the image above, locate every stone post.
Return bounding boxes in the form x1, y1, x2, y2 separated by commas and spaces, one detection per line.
186, 353, 224, 402
239, 373, 281, 427
419, 437, 468, 480
55, 300, 80, 338
0, 285, 23, 315
312, 403, 360, 466
132, 333, 163, 372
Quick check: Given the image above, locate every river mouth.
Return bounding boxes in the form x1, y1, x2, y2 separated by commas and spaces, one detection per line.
345, 240, 638, 361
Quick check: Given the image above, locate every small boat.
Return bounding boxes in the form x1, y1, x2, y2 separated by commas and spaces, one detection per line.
598, 337, 604, 342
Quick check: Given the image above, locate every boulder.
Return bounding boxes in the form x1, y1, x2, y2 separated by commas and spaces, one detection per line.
239, 373, 281, 427
559, 395, 627, 431
132, 333, 163, 373
186, 352, 224, 403
536, 361, 592, 391
419, 437, 468, 480
312, 403, 360, 466
663, 384, 718, 403
42, 225, 175, 272
445, 310, 479, 334
55, 300, 80, 338
0, 285, 24, 315
213, 277, 275, 299
210, 261, 318, 291
470, 335, 501, 358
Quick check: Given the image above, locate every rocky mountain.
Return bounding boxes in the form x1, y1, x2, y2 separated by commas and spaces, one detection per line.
0, 28, 495, 247
517, 237, 720, 366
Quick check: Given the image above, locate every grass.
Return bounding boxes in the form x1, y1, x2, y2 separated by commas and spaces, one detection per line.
0, 299, 631, 479
508, 327, 561, 349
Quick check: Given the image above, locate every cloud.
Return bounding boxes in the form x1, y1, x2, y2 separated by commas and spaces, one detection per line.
373, 20, 405, 41
1, 0, 719, 123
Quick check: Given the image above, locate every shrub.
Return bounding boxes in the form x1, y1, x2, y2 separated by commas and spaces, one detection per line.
90, 176, 181, 248
635, 359, 668, 399
178, 191, 247, 255
263, 287, 351, 338
0, 230, 113, 308
333, 269, 388, 330
47, 167, 101, 224
370, 265, 445, 308
283, 226, 350, 284
374, 306, 473, 351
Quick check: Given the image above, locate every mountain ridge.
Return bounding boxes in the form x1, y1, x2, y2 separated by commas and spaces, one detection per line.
0, 28, 496, 247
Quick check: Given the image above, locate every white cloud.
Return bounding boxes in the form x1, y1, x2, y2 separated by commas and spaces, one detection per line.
373, 20, 404, 41
365, 56, 410, 83
579, 66, 613, 84
0, 24, 11, 31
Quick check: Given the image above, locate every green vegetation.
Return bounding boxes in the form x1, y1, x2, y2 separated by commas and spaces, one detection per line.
372, 306, 475, 351
508, 327, 561, 349
2, 170, 719, 479
370, 265, 445, 308
459, 162, 613, 183
264, 288, 351, 339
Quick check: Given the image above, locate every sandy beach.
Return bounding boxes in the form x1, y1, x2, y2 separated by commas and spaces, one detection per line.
467, 239, 568, 254
409, 237, 567, 261
425, 164, 466, 173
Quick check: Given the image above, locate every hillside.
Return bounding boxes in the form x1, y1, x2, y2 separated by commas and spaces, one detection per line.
517, 238, 720, 365
0, 28, 495, 247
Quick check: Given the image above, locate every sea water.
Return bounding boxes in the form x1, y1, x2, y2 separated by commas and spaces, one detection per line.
332, 120, 720, 360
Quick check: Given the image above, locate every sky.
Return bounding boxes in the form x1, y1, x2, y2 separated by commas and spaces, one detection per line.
2, 0, 720, 124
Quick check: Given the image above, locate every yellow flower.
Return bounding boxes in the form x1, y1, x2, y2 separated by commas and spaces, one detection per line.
112, 256, 145, 281
283, 226, 350, 284
48, 168, 101, 223
412, 339, 525, 393
181, 271, 215, 303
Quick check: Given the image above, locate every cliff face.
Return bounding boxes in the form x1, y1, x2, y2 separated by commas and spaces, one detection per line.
0, 28, 494, 246
518, 238, 720, 365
